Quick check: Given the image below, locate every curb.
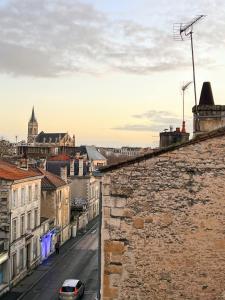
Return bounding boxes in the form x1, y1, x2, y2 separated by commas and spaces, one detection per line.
17, 220, 98, 300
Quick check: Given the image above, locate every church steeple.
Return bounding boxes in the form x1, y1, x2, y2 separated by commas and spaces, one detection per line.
27, 107, 38, 144
30, 106, 37, 123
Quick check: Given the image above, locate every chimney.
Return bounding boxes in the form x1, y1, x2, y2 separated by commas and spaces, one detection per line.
70, 159, 75, 176
60, 165, 67, 183
78, 158, 83, 176
18, 158, 28, 170
181, 121, 186, 133
169, 125, 173, 132
199, 82, 215, 106
39, 159, 46, 170
176, 127, 180, 133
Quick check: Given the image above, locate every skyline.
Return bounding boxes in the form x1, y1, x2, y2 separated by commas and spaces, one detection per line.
0, 0, 225, 147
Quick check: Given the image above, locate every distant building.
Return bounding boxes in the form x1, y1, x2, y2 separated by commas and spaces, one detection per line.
18, 108, 76, 158
46, 146, 106, 225
193, 82, 225, 137
27, 107, 38, 144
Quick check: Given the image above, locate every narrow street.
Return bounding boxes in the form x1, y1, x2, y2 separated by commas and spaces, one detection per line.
1, 223, 98, 300
23, 227, 98, 300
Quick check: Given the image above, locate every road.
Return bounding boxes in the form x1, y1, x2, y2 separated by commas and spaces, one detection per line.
23, 227, 98, 300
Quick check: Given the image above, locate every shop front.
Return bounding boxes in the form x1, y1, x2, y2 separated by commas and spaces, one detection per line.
40, 229, 56, 261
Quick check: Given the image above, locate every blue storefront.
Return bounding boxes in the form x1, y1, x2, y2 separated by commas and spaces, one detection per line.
40, 229, 56, 261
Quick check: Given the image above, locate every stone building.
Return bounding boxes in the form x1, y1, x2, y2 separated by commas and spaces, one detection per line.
193, 82, 225, 137
34, 168, 71, 248
0, 160, 43, 295
46, 151, 101, 225
100, 126, 225, 300
27, 107, 38, 144
19, 108, 76, 157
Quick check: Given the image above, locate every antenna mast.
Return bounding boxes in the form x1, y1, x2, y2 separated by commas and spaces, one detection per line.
174, 15, 206, 131
181, 81, 192, 123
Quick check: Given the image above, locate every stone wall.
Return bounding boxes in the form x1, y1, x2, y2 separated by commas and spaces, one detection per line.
101, 134, 225, 300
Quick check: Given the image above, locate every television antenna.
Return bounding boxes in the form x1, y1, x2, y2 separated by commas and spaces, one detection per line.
174, 15, 206, 129
181, 81, 192, 123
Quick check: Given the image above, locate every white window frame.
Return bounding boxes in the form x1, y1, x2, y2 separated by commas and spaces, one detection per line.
12, 218, 17, 241
27, 211, 31, 230
28, 186, 32, 202
20, 214, 25, 236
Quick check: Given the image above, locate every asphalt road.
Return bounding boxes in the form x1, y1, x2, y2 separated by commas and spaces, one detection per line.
22, 227, 98, 300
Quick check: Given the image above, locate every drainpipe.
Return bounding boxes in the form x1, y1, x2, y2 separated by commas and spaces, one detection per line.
97, 179, 103, 300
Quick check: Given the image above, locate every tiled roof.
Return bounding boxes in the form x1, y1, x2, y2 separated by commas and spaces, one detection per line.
48, 154, 70, 161
0, 160, 41, 180
100, 126, 225, 173
32, 167, 67, 189
35, 132, 66, 143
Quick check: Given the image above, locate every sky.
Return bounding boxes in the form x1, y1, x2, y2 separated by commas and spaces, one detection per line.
0, 0, 225, 147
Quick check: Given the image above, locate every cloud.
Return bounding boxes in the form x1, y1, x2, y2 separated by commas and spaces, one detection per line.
0, 0, 224, 77
113, 110, 192, 132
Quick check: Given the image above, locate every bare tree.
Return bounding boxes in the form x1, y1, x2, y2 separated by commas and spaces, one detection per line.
0, 139, 14, 158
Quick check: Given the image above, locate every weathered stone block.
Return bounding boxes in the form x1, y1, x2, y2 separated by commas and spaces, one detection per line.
111, 208, 124, 218
133, 218, 144, 229
115, 198, 127, 208
104, 240, 125, 254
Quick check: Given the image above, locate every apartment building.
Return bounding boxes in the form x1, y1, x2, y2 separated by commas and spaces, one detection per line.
0, 160, 43, 292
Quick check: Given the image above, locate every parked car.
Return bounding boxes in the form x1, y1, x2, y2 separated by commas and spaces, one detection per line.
59, 279, 85, 299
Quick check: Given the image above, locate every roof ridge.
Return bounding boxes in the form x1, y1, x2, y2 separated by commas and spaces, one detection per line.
100, 126, 225, 173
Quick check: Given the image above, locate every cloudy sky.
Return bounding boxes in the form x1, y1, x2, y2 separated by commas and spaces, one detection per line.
0, 0, 225, 147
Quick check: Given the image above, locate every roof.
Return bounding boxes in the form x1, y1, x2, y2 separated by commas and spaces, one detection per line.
100, 126, 225, 173
86, 146, 106, 161
35, 132, 66, 143
29, 107, 38, 123
48, 154, 70, 161
31, 167, 67, 189
62, 279, 79, 287
199, 82, 215, 106
0, 160, 41, 181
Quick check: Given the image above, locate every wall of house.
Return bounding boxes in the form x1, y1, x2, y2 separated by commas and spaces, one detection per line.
9, 178, 41, 285
70, 177, 89, 201
41, 190, 56, 221
102, 134, 225, 300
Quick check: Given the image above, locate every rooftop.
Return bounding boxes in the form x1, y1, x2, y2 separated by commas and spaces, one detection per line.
31, 167, 67, 189
0, 160, 41, 181
100, 126, 225, 173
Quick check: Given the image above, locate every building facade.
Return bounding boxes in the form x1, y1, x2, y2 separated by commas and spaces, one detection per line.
36, 168, 71, 248
0, 160, 42, 294
100, 127, 225, 300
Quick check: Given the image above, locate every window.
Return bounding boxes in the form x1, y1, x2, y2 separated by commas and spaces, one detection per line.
27, 211, 31, 230
19, 248, 24, 271
21, 188, 25, 206
12, 219, 17, 241
28, 186, 32, 202
33, 237, 38, 259
20, 214, 25, 236
34, 184, 38, 200
12, 189, 18, 208
34, 209, 38, 228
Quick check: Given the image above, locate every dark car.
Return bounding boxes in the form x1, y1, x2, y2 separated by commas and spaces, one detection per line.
59, 279, 85, 299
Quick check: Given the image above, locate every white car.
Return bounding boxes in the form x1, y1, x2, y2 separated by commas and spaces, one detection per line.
59, 279, 85, 299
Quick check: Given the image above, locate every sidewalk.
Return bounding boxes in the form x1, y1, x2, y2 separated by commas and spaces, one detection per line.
0, 216, 99, 300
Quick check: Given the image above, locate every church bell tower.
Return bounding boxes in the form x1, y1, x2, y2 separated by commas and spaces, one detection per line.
27, 107, 38, 144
